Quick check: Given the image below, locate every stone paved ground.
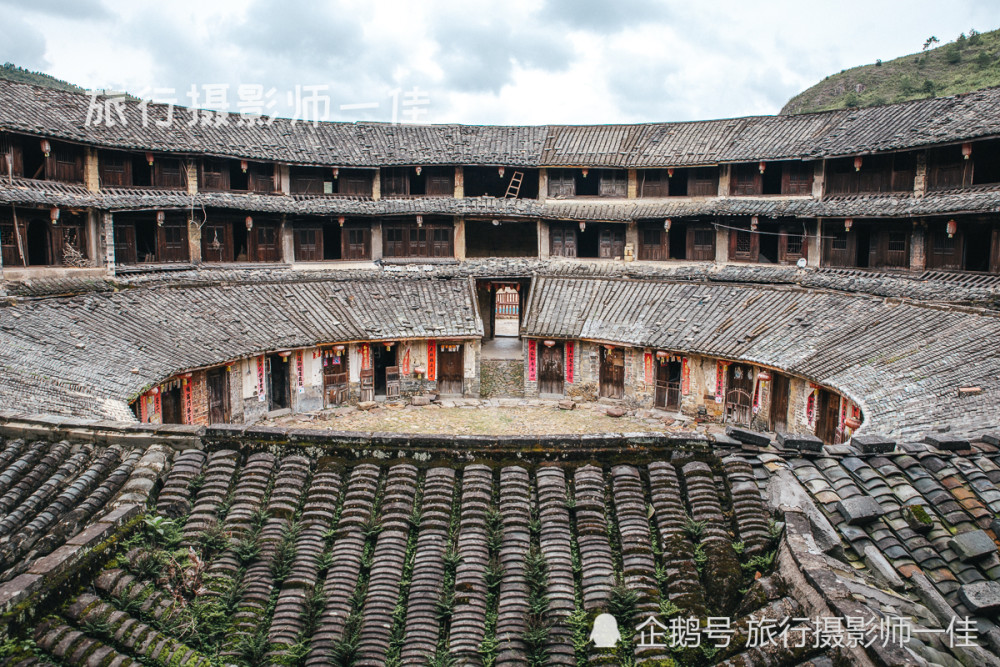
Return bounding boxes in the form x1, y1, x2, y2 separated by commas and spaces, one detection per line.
262, 398, 719, 435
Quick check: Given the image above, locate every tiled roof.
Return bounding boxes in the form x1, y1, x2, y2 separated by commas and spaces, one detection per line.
0, 278, 481, 419
3, 178, 998, 220
522, 276, 1000, 439
3, 79, 1000, 168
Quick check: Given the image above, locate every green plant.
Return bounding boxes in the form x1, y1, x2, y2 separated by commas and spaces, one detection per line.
659, 598, 682, 619
196, 520, 231, 553
608, 580, 638, 624
732, 540, 745, 556
742, 550, 777, 576
683, 516, 705, 541
693, 543, 707, 575
143, 515, 183, 549
232, 536, 260, 566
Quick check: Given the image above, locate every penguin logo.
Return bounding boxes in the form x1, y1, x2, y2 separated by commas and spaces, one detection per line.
589, 613, 621, 648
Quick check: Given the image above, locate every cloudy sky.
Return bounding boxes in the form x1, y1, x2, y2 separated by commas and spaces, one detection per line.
1, 0, 997, 125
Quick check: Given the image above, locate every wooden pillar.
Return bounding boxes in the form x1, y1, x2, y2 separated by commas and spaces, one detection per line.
714, 224, 728, 263
103, 211, 116, 276
372, 169, 381, 201
185, 160, 198, 195
188, 215, 202, 264
276, 164, 290, 195
87, 210, 101, 267
454, 217, 465, 260
812, 161, 825, 199
280, 214, 294, 263
538, 220, 550, 259
807, 219, 822, 267
83, 148, 100, 193
370, 219, 383, 260
913, 152, 927, 197
910, 221, 926, 271
717, 165, 731, 197
454, 166, 464, 199
538, 168, 548, 202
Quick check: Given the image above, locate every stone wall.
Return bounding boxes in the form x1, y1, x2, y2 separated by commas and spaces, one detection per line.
480, 359, 524, 398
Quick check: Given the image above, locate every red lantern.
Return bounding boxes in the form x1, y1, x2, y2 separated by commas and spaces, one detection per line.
245, 216, 253, 230
946, 219, 957, 238
338, 216, 345, 226
844, 218, 853, 231
332, 167, 339, 179
854, 156, 863, 171
667, 168, 674, 178
750, 216, 758, 232
962, 142, 972, 160
664, 218, 672, 232
145, 152, 154, 166
581, 168, 589, 178
40, 139, 51, 157
758, 161, 766, 174
498, 166, 505, 178
241, 159, 248, 173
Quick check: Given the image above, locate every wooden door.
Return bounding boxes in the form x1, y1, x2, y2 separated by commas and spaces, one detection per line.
816, 389, 840, 444
161, 387, 183, 424
322, 351, 349, 406
654, 358, 681, 409
343, 226, 370, 260
551, 226, 576, 257
599, 227, 625, 259
437, 344, 464, 395
158, 223, 188, 263
686, 226, 715, 261
725, 364, 753, 426
268, 356, 290, 410
769, 373, 789, 432
729, 228, 759, 262
202, 223, 233, 262
114, 224, 137, 264
295, 227, 323, 261
599, 347, 624, 399
207, 368, 229, 424
253, 224, 281, 262
538, 343, 564, 396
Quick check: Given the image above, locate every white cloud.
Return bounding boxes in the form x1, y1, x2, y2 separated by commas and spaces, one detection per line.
3, 0, 998, 124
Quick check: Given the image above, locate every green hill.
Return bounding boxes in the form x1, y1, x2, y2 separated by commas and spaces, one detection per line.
782, 28, 1000, 114
0, 62, 86, 93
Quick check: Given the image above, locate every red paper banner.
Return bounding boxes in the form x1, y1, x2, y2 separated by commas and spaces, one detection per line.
681, 357, 690, 395
296, 351, 304, 390
402, 348, 411, 376
528, 339, 537, 381
565, 341, 574, 383
644, 352, 653, 386
427, 341, 436, 380
154, 391, 162, 421
361, 344, 371, 371
257, 356, 266, 400
140, 394, 149, 422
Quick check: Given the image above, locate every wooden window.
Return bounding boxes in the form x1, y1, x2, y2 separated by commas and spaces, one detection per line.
550, 225, 577, 257
291, 168, 324, 194
688, 226, 715, 260
99, 153, 132, 187
382, 168, 410, 196
598, 170, 627, 197
199, 160, 229, 190
1, 221, 21, 267
384, 226, 406, 256
340, 172, 373, 196
598, 227, 625, 258
832, 232, 848, 250
639, 226, 667, 260
425, 169, 454, 196
253, 225, 281, 262
249, 165, 275, 193
928, 147, 970, 190
159, 223, 188, 262
382, 222, 450, 258
638, 170, 668, 198
547, 169, 576, 198
344, 226, 370, 260
431, 227, 451, 257
47, 148, 83, 182
0, 144, 23, 178
154, 159, 185, 189
409, 226, 428, 256
295, 227, 322, 261
782, 162, 813, 195
730, 164, 761, 196
688, 168, 718, 196
778, 228, 808, 264
729, 227, 759, 262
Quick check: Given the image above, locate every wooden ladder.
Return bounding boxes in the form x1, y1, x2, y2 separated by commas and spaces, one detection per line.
504, 171, 523, 198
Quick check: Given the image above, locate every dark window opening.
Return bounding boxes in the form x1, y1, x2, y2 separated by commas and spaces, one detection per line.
832, 232, 848, 250
972, 139, 1000, 185
465, 220, 537, 257
759, 228, 779, 263
669, 170, 689, 196
463, 167, 539, 199
380, 166, 453, 197
268, 354, 290, 411
964, 224, 992, 272
26, 219, 51, 265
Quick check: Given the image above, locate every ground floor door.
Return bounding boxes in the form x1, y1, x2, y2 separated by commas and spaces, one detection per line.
769, 373, 790, 432
437, 344, 464, 395
373, 345, 397, 396
268, 355, 290, 410
654, 358, 681, 410
725, 363, 753, 426
599, 347, 625, 399
538, 343, 564, 396
161, 386, 183, 424
207, 368, 230, 424
816, 389, 840, 444
322, 350, 349, 406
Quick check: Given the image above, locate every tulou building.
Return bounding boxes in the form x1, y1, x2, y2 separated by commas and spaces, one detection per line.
0, 79, 999, 666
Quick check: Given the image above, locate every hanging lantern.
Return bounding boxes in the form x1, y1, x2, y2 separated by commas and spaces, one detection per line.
663, 218, 672, 232
667, 168, 674, 178
40, 139, 51, 157
543, 340, 556, 347
757, 371, 771, 381
845, 416, 862, 430
604, 344, 615, 350
946, 219, 957, 238
49, 206, 59, 224
579, 221, 586, 232
415, 166, 422, 176
338, 216, 346, 227
498, 166, 505, 178
156, 211, 165, 227
758, 161, 766, 174
962, 142, 972, 160
245, 216, 253, 230
492, 219, 500, 226
332, 167, 340, 179
581, 168, 589, 178
416, 215, 423, 227
151, 386, 160, 395
146, 152, 154, 166
854, 156, 863, 172
277, 350, 293, 361
750, 216, 759, 232
240, 159, 248, 173
655, 350, 669, 359
384, 341, 395, 349
844, 217, 853, 231
334, 344, 346, 352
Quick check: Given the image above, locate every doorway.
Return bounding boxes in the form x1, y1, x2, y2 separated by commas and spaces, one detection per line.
27, 219, 50, 265
437, 343, 464, 395
538, 342, 564, 396
769, 373, 789, 432
725, 363, 753, 427
161, 386, 183, 424
322, 349, 349, 406
207, 368, 230, 424
268, 354, 290, 410
654, 357, 681, 410
599, 347, 625, 399
494, 285, 520, 338
373, 344, 397, 397
816, 389, 840, 444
